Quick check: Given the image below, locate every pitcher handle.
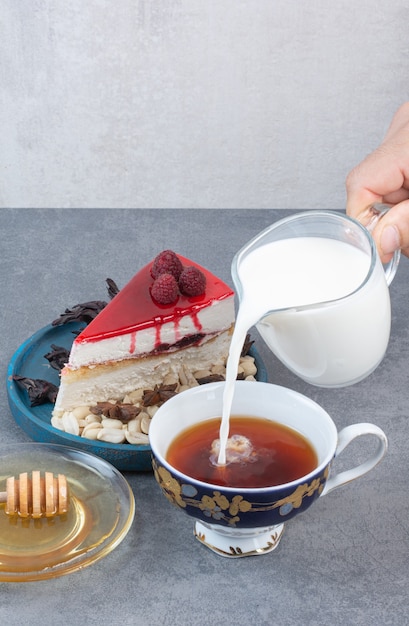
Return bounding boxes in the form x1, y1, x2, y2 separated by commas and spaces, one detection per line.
321, 423, 388, 496
364, 203, 400, 285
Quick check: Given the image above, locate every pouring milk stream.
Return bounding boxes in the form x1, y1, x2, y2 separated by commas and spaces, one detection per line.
217, 211, 398, 466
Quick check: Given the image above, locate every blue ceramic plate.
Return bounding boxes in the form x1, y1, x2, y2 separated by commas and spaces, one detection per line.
7, 323, 268, 472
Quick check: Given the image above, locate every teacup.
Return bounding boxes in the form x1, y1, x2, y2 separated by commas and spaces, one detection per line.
149, 381, 387, 558
230, 210, 400, 387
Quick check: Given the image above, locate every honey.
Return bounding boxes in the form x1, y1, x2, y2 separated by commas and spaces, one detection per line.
0, 474, 126, 581
0, 494, 91, 573
0, 444, 134, 582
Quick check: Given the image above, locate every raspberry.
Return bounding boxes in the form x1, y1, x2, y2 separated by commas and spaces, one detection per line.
178, 266, 206, 296
151, 250, 183, 280
151, 273, 179, 305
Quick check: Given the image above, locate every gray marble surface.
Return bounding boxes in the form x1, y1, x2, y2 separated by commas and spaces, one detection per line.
0, 209, 408, 625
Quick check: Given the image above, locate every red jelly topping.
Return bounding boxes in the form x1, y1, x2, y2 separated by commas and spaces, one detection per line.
75, 255, 234, 344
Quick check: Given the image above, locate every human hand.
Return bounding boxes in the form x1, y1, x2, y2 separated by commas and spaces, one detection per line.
346, 102, 409, 263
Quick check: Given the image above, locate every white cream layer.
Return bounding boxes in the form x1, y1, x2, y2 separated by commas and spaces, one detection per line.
68, 296, 234, 369
53, 331, 232, 413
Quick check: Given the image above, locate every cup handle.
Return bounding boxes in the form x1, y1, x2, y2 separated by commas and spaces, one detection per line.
364, 203, 400, 285
321, 423, 388, 496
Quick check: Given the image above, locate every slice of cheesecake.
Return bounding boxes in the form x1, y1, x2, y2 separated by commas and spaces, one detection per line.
52, 251, 235, 415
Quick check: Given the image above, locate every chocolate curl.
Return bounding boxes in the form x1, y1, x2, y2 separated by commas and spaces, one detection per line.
44, 344, 70, 372
12, 375, 58, 406
51, 300, 108, 326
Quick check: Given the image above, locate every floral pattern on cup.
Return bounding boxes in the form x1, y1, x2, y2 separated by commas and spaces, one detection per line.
152, 458, 329, 527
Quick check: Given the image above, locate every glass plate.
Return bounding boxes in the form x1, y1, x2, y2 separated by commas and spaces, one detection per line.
0, 443, 135, 582
7, 323, 268, 471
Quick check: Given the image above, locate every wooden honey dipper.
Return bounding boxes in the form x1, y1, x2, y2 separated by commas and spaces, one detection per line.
0, 471, 68, 518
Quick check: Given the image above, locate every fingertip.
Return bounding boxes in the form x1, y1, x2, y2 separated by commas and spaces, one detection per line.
379, 224, 401, 257
371, 200, 409, 262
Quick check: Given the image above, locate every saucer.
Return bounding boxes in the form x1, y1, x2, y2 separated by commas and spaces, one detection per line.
0, 443, 135, 582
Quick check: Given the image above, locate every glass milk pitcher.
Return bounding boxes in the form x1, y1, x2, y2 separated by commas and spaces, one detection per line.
231, 210, 400, 387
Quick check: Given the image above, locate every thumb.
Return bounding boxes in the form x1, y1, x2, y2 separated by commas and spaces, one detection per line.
370, 200, 409, 263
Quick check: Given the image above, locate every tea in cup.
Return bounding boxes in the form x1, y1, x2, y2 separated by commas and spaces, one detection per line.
149, 380, 387, 558
229, 210, 399, 387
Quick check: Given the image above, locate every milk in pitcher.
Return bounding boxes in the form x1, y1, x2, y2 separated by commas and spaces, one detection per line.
218, 235, 391, 465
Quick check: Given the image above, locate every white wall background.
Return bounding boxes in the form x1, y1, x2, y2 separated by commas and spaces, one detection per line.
1, 1, 408, 209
